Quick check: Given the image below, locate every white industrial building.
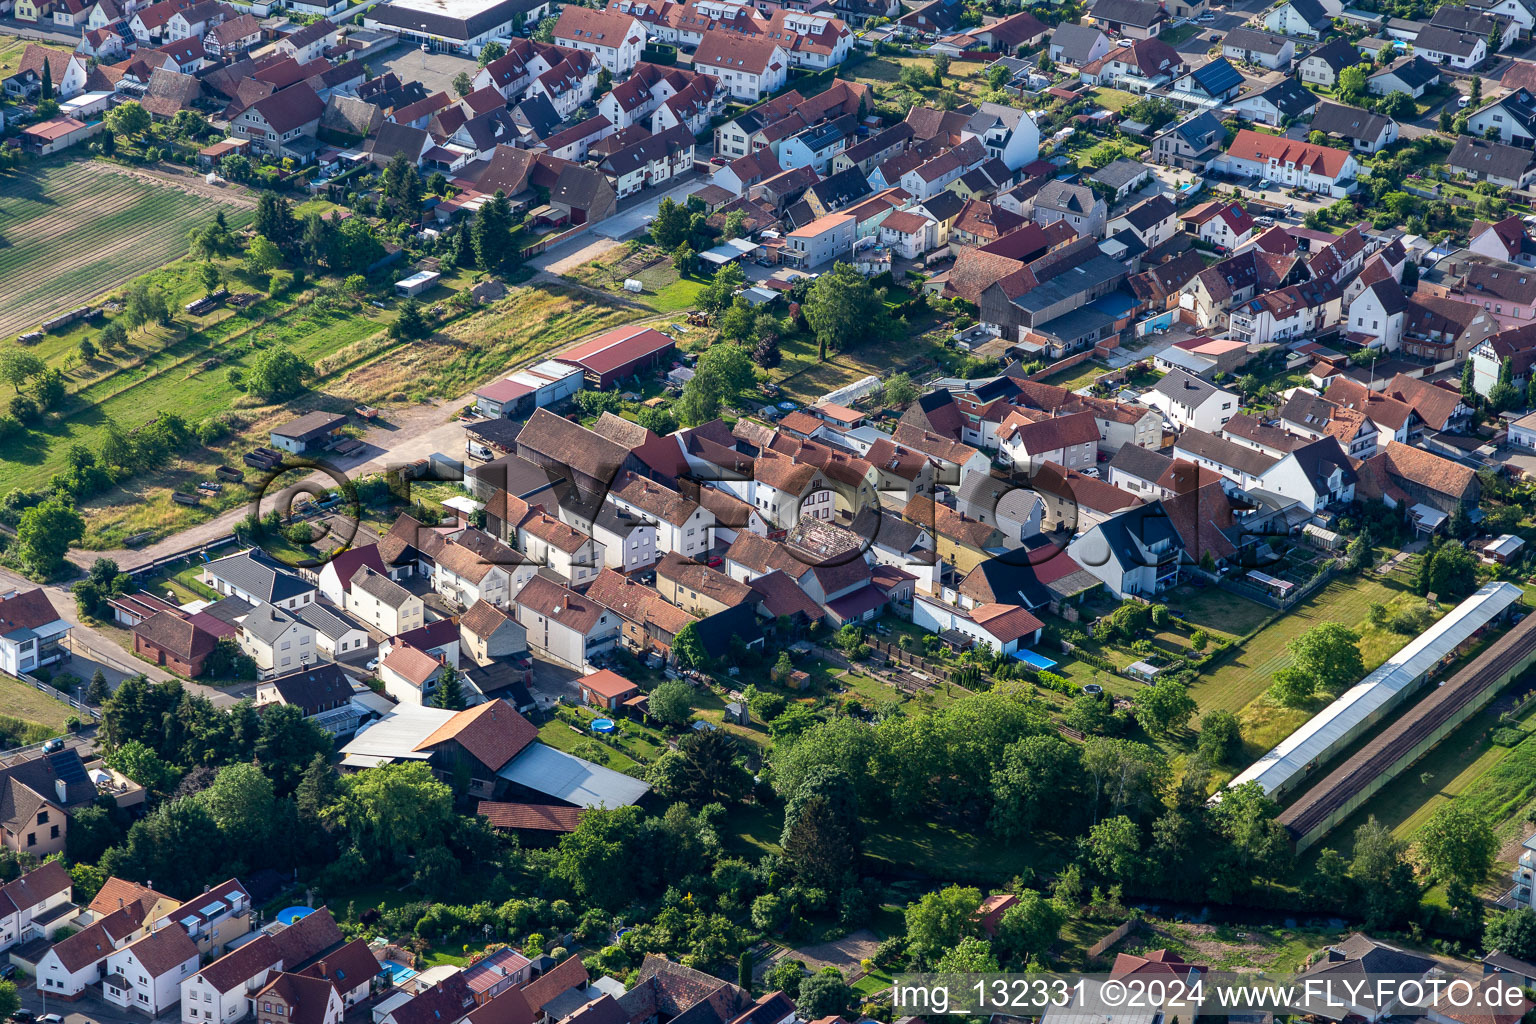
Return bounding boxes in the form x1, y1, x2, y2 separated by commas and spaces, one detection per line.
1224, 581, 1525, 799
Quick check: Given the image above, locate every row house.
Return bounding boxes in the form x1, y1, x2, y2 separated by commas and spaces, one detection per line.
513, 575, 618, 670
693, 31, 786, 101
1229, 278, 1343, 347
596, 123, 695, 197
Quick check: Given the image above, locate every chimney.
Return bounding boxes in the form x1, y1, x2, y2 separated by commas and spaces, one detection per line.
318, 961, 329, 978
56, 778, 68, 803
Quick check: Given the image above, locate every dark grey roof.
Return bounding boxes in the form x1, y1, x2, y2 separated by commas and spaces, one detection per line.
917, 188, 966, 223
511, 93, 561, 138
1289, 436, 1358, 491
1109, 442, 1173, 482
1479, 87, 1536, 137
1165, 110, 1226, 151
550, 164, 609, 211
459, 107, 518, 151
1448, 135, 1536, 180
320, 93, 382, 138
1035, 179, 1099, 215
809, 166, 872, 210
1049, 22, 1106, 63
1281, 0, 1330, 27
200, 595, 254, 628
293, 601, 366, 642
1310, 100, 1391, 139
1222, 26, 1292, 54
1303, 36, 1363, 73
850, 507, 926, 554
1084, 500, 1183, 568
1280, 391, 1337, 430
265, 662, 352, 713
1187, 56, 1243, 96
1089, 157, 1148, 190
241, 602, 304, 646
1174, 427, 1279, 477
1370, 54, 1439, 89
1155, 367, 1221, 405
1116, 193, 1176, 232
350, 565, 415, 609
1429, 3, 1503, 31
1414, 22, 1485, 57
367, 0, 542, 41
204, 551, 314, 604
1249, 77, 1318, 117
369, 121, 428, 161
1090, 0, 1164, 27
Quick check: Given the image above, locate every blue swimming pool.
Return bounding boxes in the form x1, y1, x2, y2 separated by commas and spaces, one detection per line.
591, 718, 616, 734
276, 907, 313, 926
382, 960, 418, 986
1011, 649, 1059, 670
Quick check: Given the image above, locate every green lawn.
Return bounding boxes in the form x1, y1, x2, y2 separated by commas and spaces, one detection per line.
1186, 575, 1419, 719
0, 676, 74, 733
536, 715, 643, 775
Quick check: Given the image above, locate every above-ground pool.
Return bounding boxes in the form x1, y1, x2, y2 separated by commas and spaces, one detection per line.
382, 960, 418, 986
276, 907, 313, 926
1082, 684, 1103, 695
591, 718, 616, 734
1012, 649, 1059, 670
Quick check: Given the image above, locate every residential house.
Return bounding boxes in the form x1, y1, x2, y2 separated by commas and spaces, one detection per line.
1151, 110, 1226, 171
231, 83, 324, 160
1230, 76, 1319, 126
1311, 100, 1398, 153
1470, 87, 1536, 143
1221, 27, 1296, 69
512, 575, 618, 670
0, 587, 72, 677
1173, 427, 1279, 488
238, 604, 317, 680
459, 601, 529, 666
0, 861, 73, 953
253, 972, 343, 1024
103, 923, 200, 1016
1087, 0, 1168, 39
316, 545, 389, 608
1031, 180, 1107, 238
1263, 0, 1331, 38
345, 566, 423, 637
132, 613, 218, 679
1414, 22, 1487, 67
1452, 138, 1536, 189
1171, 55, 1245, 107
1145, 369, 1239, 431
1299, 37, 1365, 86
1107, 193, 1179, 249
202, 551, 316, 610
1067, 501, 1185, 597
552, 6, 644, 74
1051, 24, 1111, 69
693, 32, 786, 101
1083, 37, 1186, 93
997, 410, 1100, 472
1216, 129, 1360, 197
1369, 54, 1440, 96
38, 908, 143, 1001
1259, 436, 1358, 511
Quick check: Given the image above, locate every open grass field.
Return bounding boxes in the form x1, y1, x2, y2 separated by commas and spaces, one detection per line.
0, 676, 75, 734
563, 242, 706, 313
0, 160, 254, 339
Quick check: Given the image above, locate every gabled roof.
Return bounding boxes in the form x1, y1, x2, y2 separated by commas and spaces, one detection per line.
1303, 36, 1364, 73
1311, 100, 1391, 140
1222, 26, 1292, 54
1226, 128, 1349, 178
415, 700, 538, 771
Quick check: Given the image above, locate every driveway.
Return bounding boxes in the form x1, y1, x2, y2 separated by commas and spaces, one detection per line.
593, 172, 711, 240
18, 979, 179, 1024
376, 46, 479, 99
528, 656, 581, 708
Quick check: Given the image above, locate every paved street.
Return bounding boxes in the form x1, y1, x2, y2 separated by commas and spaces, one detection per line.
17, 982, 178, 1024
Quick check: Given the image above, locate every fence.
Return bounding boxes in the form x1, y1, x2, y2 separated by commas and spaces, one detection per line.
1086, 920, 1139, 958
1025, 350, 1095, 382
124, 533, 239, 580
520, 223, 589, 259
1219, 562, 1336, 611
3, 668, 101, 722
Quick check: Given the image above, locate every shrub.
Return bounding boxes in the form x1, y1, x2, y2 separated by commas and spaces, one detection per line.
1492, 727, 1525, 747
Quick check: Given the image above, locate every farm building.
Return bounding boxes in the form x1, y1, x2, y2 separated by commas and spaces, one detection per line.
559, 325, 677, 388
22, 116, 98, 155
271, 412, 347, 453
1279, 587, 1536, 851
1224, 582, 1523, 802
395, 270, 441, 296
473, 359, 585, 418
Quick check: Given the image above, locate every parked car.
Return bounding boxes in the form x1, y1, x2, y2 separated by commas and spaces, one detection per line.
706, 555, 724, 568
42, 737, 64, 753
39, 1014, 64, 1024
10, 1008, 34, 1022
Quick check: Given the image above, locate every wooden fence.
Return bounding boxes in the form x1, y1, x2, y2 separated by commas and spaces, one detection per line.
1087, 919, 1139, 958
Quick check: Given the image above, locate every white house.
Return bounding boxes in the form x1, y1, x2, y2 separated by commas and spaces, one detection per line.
1258, 437, 1358, 511
345, 566, 423, 637
430, 538, 535, 610
693, 31, 787, 101
38, 911, 142, 1001
1262, 0, 1331, 38
1066, 501, 1185, 598
202, 551, 317, 610
179, 933, 283, 1024
552, 6, 644, 74
608, 471, 715, 560
315, 545, 388, 608
1144, 369, 1239, 431
516, 510, 604, 588
1468, 88, 1536, 145
103, 924, 200, 1017
1347, 276, 1410, 349
512, 575, 618, 670
0, 587, 72, 676
0, 862, 73, 953
912, 594, 1044, 655
237, 604, 318, 680
1215, 129, 1361, 198
996, 410, 1100, 472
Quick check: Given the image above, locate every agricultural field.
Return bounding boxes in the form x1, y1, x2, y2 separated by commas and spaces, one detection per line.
0, 160, 255, 339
